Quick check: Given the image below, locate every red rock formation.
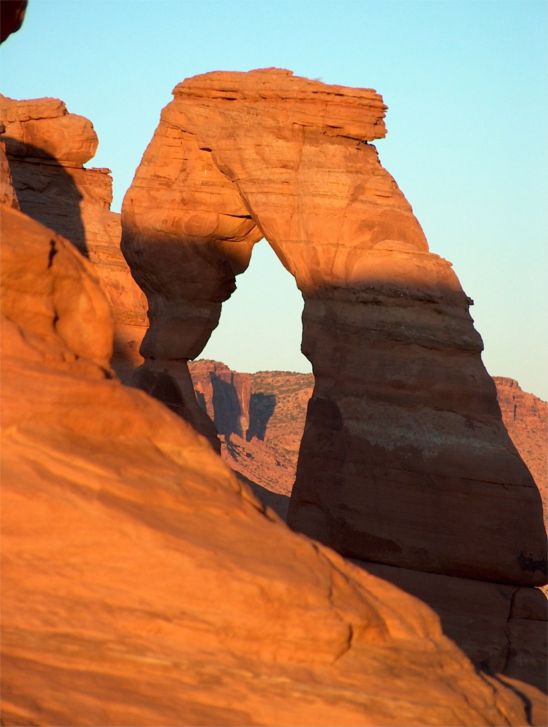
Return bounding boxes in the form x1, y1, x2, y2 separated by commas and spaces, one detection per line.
0, 94, 148, 380
189, 360, 312, 496
495, 376, 547, 515
3, 203, 536, 725
189, 360, 548, 696
122, 68, 546, 587
0, 0, 27, 44
190, 362, 548, 523
190, 358, 252, 438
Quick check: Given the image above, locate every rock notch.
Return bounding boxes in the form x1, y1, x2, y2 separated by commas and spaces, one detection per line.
122, 68, 546, 587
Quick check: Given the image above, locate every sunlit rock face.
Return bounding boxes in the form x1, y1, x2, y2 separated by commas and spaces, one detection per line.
3, 203, 534, 726
121, 68, 546, 586
0, 94, 148, 380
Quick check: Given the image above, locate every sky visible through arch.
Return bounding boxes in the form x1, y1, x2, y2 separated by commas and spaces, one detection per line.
2, 0, 547, 398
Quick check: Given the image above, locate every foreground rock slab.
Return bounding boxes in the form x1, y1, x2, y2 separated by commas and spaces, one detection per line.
1, 204, 537, 725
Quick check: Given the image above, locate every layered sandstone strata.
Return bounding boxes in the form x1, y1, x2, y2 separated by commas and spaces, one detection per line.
187, 361, 547, 695
122, 68, 546, 586
189, 361, 548, 514
3, 203, 536, 725
0, 94, 147, 378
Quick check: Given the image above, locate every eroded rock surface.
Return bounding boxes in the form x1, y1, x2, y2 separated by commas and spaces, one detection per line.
2, 203, 535, 725
122, 68, 546, 586
0, 94, 147, 378
188, 360, 548, 697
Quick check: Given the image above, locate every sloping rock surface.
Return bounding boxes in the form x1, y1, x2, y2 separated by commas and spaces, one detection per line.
1, 203, 536, 725
187, 359, 548, 698
122, 69, 546, 585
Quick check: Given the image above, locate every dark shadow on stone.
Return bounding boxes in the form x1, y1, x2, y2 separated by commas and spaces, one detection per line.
0, 0, 28, 44
195, 390, 207, 411
2, 137, 87, 255
490, 675, 533, 726
131, 367, 187, 418
247, 392, 276, 441
235, 470, 290, 521
351, 558, 547, 696
212, 375, 242, 436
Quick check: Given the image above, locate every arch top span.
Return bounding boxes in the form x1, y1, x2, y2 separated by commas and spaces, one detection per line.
121, 69, 546, 586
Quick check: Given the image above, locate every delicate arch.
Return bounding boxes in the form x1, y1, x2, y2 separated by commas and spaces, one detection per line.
121, 69, 546, 586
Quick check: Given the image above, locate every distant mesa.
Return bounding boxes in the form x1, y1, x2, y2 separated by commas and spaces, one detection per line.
189, 360, 548, 521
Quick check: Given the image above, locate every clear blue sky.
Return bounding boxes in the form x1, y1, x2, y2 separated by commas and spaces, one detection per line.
2, 0, 547, 398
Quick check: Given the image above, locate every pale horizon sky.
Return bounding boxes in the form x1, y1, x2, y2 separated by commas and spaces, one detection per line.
2, 0, 547, 398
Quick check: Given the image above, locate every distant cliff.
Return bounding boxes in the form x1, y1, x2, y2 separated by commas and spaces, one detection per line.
494, 377, 547, 512
190, 360, 547, 519
189, 360, 312, 501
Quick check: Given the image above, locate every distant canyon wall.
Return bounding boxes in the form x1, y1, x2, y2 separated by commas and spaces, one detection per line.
189, 360, 547, 518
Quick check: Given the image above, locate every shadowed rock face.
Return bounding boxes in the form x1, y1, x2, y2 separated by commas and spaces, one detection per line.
188, 359, 548, 697
122, 68, 546, 586
3, 203, 535, 726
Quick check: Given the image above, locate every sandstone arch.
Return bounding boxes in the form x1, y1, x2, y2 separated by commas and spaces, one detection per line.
121, 69, 546, 586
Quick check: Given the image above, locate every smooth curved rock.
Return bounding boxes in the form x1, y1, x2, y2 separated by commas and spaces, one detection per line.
122, 69, 546, 586
2, 203, 534, 725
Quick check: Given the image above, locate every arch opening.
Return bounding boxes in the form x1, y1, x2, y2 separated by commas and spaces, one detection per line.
188, 238, 313, 520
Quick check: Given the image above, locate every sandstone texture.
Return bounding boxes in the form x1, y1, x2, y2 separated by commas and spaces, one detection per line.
2, 204, 537, 725
494, 377, 547, 516
189, 362, 548, 522
0, 94, 148, 379
122, 68, 546, 586
187, 360, 548, 698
